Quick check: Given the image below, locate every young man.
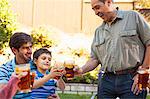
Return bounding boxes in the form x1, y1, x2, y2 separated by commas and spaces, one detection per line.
0, 32, 63, 98
0, 32, 33, 98
74, 0, 150, 98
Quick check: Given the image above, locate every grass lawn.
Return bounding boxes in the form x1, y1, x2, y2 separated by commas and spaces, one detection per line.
58, 93, 150, 99
58, 93, 94, 99
147, 95, 150, 99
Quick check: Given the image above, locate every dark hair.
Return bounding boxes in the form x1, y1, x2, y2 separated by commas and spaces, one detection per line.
9, 32, 32, 50
99, 0, 106, 3
99, 0, 114, 3
33, 48, 52, 60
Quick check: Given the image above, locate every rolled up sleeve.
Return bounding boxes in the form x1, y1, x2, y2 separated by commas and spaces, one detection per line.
135, 11, 150, 46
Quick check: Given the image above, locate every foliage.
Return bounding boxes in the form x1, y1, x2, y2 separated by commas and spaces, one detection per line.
63, 72, 98, 84
135, 0, 150, 8
31, 26, 58, 49
71, 48, 90, 58
0, 0, 17, 50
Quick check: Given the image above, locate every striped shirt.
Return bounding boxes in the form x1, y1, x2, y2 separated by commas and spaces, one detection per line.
31, 70, 57, 99
0, 58, 36, 99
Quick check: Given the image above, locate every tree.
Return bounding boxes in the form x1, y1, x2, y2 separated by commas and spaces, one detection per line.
0, 0, 17, 51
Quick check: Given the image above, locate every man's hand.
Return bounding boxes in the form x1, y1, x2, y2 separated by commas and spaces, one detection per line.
131, 74, 140, 95
73, 66, 83, 76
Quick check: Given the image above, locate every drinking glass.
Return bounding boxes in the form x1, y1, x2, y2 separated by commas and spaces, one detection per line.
64, 60, 75, 80
15, 64, 32, 93
53, 61, 64, 80
137, 68, 149, 90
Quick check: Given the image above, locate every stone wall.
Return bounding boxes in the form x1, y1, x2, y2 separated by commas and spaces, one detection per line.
57, 83, 97, 95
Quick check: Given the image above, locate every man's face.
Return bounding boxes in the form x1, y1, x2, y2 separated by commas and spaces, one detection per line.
91, 0, 113, 22
15, 42, 32, 63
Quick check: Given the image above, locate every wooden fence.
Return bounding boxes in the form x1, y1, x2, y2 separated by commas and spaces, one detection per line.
10, 0, 134, 35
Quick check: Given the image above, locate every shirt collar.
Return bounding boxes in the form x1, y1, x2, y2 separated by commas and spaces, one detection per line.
36, 70, 49, 77
116, 10, 124, 19
101, 10, 124, 28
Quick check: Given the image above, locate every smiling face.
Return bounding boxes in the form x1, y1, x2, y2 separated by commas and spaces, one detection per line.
13, 42, 32, 64
91, 0, 115, 22
34, 53, 52, 74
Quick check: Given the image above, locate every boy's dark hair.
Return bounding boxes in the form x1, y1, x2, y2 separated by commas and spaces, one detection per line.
33, 48, 52, 60
9, 32, 32, 50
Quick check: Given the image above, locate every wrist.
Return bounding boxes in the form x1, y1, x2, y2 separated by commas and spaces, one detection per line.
140, 64, 150, 69
48, 73, 54, 79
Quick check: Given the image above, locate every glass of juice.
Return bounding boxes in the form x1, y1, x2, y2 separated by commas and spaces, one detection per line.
64, 60, 75, 80
137, 68, 149, 90
15, 64, 31, 93
53, 61, 64, 80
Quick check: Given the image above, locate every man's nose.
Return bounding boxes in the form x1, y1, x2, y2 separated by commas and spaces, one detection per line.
27, 47, 32, 53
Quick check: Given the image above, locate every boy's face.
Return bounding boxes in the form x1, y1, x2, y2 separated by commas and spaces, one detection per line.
34, 53, 52, 72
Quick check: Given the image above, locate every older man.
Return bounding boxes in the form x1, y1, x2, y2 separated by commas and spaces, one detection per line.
74, 0, 150, 98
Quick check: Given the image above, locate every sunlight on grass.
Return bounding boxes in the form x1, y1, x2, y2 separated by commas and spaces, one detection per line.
58, 93, 94, 99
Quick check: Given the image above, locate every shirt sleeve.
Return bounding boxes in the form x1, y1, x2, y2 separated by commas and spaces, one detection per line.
135, 11, 150, 46
53, 79, 57, 87
90, 29, 99, 59
0, 76, 19, 99
0, 64, 10, 83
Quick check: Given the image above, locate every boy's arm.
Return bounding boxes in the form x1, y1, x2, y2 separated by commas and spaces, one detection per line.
33, 69, 62, 89
33, 74, 54, 88
56, 77, 65, 91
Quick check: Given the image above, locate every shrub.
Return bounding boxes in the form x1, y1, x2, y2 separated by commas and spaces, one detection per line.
31, 26, 58, 49
0, 0, 17, 50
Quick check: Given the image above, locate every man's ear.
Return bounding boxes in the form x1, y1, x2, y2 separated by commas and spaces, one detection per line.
11, 47, 18, 55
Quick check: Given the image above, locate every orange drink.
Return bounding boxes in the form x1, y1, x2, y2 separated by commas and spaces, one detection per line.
64, 60, 75, 80
15, 64, 31, 93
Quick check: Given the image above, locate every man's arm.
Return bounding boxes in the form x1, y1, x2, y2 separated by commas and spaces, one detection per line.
141, 45, 150, 67
81, 57, 99, 74
132, 45, 150, 95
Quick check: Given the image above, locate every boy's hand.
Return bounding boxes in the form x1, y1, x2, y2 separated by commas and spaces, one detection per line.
48, 94, 59, 99
49, 67, 63, 79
